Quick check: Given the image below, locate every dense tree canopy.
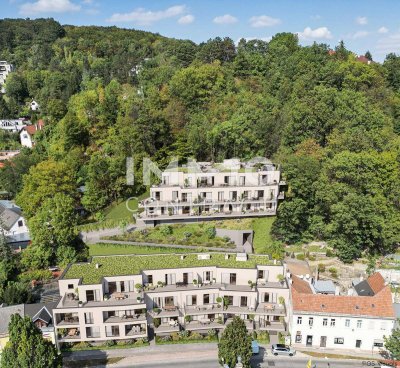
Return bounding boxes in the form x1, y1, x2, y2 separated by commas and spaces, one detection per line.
0, 19, 399, 262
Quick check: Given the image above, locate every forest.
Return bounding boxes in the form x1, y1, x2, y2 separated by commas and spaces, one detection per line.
0, 18, 399, 302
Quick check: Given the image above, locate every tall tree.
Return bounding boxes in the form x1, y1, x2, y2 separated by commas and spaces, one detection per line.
218, 316, 252, 368
384, 322, 400, 360
1, 314, 62, 368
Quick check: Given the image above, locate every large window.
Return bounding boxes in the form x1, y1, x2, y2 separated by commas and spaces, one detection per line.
357, 320, 362, 328
203, 294, 210, 304
85, 312, 94, 324
106, 325, 120, 337
86, 290, 95, 302
334, 338, 344, 344
295, 334, 302, 343
240, 296, 247, 307
229, 273, 237, 285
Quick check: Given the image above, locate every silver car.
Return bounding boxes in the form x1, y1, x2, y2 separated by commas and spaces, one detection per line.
271, 344, 296, 356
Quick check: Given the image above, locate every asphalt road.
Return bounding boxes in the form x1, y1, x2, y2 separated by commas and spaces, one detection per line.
113, 356, 371, 368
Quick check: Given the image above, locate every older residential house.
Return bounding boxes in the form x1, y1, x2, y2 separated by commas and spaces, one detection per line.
20, 120, 44, 148
290, 272, 395, 351
0, 201, 30, 247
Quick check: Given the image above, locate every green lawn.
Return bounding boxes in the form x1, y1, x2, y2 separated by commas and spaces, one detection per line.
251, 217, 275, 254
104, 190, 149, 220
88, 243, 203, 256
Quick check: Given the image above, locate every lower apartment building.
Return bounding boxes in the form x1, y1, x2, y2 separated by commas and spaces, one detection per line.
53, 253, 289, 346
290, 272, 396, 351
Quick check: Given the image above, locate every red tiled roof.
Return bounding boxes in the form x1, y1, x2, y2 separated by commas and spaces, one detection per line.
291, 273, 395, 318
367, 272, 385, 294
24, 120, 44, 136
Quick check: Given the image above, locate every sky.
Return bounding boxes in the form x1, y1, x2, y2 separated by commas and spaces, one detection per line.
3, 0, 400, 61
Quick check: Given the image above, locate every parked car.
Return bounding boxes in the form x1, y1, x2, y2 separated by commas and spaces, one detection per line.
252, 340, 260, 354
271, 344, 296, 356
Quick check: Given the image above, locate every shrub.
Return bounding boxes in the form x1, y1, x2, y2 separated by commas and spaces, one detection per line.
162, 335, 172, 341
206, 226, 216, 239
184, 315, 192, 322
73, 341, 92, 349
326, 248, 334, 257
160, 225, 173, 236
183, 231, 192, 239
296, 253, 305, 261
207, 329, 216, 337
318, 263, 326, 273
223, 236, 230, 242
178, 330, 189, 338
18, 269, 53, 284
171, 332, 180, 341
308, 254, 316, 261
329, 267, 338, 277
105, 340, 116, 347
153, 318, 161, 327
188, 332, 203, 340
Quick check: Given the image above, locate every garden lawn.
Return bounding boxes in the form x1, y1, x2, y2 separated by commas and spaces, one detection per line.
251, 217, 275, 254
89, 243, 203, 256
104, 190, 149, 220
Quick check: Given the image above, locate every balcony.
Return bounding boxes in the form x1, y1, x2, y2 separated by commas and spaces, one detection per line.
146, 282, 220, 294
255, 303, 286, 316
55, 314, 80, 326
224, 305, 256, 314
104, 314, 147, 323
184, 304, 223, 315
57, 327, 81, 341
58, 291, 145, 308
256, 321, 286, 332
154, 321, 181, 335
225, 318, 254, 330
185, 320, 224, 331
125, 324, 147, 337
149, 306, 181, 318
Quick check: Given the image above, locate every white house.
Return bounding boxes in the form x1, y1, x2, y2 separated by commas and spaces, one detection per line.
20, 120, 44, 148
0, 201, 30, 246
289, 272, 396, 352
0, 118, 28, 133
30, 100, 40, 111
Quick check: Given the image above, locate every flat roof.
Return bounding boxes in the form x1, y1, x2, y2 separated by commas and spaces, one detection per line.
63, 253, 276, 285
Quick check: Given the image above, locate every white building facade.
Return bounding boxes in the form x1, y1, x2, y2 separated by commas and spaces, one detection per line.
139, 159, 285, 226
290, 273, 396, 352
53, 253, 289, 346
0, 61, 14, 94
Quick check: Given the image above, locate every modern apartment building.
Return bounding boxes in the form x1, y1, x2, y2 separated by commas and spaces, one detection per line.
53, 253, 289, 346
139, 159, 285, 226
289, 272, 396, 351
0, 61, 14, 93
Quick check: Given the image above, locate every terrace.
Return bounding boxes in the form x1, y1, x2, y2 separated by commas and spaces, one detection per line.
149, 306, 181, 318
103, 314, 147, 324
256, 321, 286, 332
125, 324, 147, 337
255, 303, 286, 316
63, 253, 276, 285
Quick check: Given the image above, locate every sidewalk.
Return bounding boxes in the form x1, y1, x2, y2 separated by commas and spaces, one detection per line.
296, 345, 387, 360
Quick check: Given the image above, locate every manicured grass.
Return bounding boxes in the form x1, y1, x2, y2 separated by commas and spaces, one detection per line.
155, 336, 218, 345
104, 190, 149, 220
300, 351, 370, 360
251, 217, 275, 254
88, 243, 205, 256
64, 253, 276, 284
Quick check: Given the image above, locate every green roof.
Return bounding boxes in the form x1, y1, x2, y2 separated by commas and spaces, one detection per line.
64, 253, 275, 285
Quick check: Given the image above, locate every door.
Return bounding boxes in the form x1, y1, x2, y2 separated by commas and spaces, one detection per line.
320, 336, 327, 347
183, 273, 188, 284
306, 335, 313, 347
356, 340, 362, 348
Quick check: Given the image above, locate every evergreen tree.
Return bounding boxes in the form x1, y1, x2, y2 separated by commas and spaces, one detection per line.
384, 323, 400, 360
218, 316, 252, 368
1, 314, 62, 368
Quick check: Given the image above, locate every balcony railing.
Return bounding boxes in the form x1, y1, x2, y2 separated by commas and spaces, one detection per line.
56, 316, 80, 326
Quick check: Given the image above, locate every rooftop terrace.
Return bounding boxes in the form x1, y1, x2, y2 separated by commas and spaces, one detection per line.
63, 253, 277, 285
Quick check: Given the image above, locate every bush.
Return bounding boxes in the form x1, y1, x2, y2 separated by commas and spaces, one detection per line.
296, 253, 305, 261
207, 329, 216, 338
326, 248, 334, 257
105, 340, 116, 347
171, 332, 180, 341
318, 263, 326, 273
223, 236, 230, 242
18, 269, 53, 283
160, 225, 173, 236
308, 254, 316, 261
183, 231, 192, 239
188, 332, 203, 340
178, 330, 189, 338
135, 337, 147, 345
153, 318, 161, 327
73, 341, 92, 349
329, 267, 338, 277
206, 226, 216, 239
162, 335, 172, 342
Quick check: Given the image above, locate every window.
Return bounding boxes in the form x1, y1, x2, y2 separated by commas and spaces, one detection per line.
345, 319, 350, 327
240, 296, 247, 307
192, 295, 197, 305
86, 326, 100, 338
85, 312, 94, 324
147, 275, 153, 285
374, 341, 384, 347
297, 317, 302, 325
330, 319, 336, 327
357, 320, 362, 328
18, 220, 23, 227
322, 318, 328, 326
263, 293, 270, 303
68, 284, 74, 290
203, 294, 210, 304
239, 176, 245, 186
334, 338, 344, 344
106, 325, 120, 337
309, 317, 313, 327
229, 273, 237, 285
257, 270, 264, 279
295, 334, 302, 343
226, 296, 234, 305
86, 290, 95, 302
218, 192, 224, 201
204, 271, 211, 281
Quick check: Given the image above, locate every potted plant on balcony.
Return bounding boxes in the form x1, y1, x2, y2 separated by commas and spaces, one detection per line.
184, 315, 192, 324
192, 279, 198, 288
277, 274, 285, 285
157, 281, 164, 288
78, 301, 83, 307
212, 277, 216, 284
248, 280, 256, 290
136, 296, 142, 303
135, 283, 143, 293
216, 297, 222, 308
278, 296, 285, 308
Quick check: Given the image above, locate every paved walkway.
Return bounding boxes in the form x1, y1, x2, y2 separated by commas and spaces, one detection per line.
296, 345, 388, 360
80, 226, 136, 244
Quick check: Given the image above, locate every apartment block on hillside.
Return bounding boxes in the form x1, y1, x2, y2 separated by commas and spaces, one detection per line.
0, 61, 14, 94
139, 159, 285, 226
53, 253, 289, 346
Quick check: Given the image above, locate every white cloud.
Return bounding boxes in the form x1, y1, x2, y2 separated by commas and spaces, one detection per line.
298, 26, 333, 40
213, 14, 238, 25
378, 26, 389, 34
107, 5, 186, 25
376, 33, 400, 54
351, 30, 369, 39
249, 15, 281, 28
178, 14, 194, 24
356, 16, 368, 25
20, 0, 80, 15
